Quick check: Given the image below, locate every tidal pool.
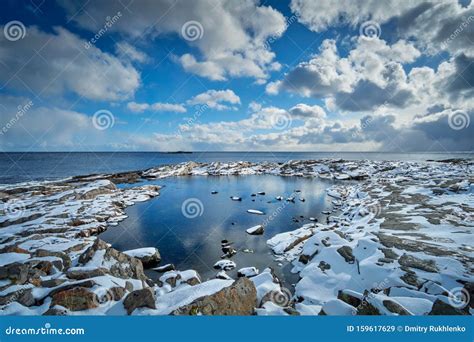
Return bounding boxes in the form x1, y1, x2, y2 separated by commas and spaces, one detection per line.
100, 175, 336, 287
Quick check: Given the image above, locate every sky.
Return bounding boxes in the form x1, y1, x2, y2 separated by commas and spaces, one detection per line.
0, 0, 473, 152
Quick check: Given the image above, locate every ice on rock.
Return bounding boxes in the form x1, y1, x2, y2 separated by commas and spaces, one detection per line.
246, 225, 264, 235
213, 260, 236, 271
237, 267, 259, 277
247, 209, 264, 215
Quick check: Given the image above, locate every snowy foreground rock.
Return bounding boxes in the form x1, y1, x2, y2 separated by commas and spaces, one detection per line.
0, 159, 473, 315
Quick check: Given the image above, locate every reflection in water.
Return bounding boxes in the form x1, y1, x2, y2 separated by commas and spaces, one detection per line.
100, 175, 335, 287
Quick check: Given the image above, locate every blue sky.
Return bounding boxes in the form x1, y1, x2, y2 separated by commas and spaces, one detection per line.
0, 0, 473, 151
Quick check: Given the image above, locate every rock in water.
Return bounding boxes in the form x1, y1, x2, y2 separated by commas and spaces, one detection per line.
213, 260, 236, 271
123, 247, 161, 268
246, 225, 264, 235
247, 209, 264, 215
171, 278, 257, 315
123, 288, 156, 315
237, 267, 259, 277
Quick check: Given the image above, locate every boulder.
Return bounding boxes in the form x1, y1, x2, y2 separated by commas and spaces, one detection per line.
399, 254, 438, 273
429, 299, 469, 315
123, 248, 161, 268
246, 225, 264, 235
383, 300, 412, 315
0, 288, 35, 307
66, 268, 108, 280
171, 278, 257, 315
123, 288, 156, 315
337, 246, 355, 264
34, 249, 72, 270
51, 287, 99, 311
78, 239, 147, 281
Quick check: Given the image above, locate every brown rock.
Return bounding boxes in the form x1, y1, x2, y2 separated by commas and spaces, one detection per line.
171, 278, 257, 315
123, 288, 156, 315
51, 287, 99, 311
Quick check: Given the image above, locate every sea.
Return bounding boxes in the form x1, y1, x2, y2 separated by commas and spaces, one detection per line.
1, 151, 472, 184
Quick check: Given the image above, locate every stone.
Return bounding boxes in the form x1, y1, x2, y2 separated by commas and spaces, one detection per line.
109, 287, 126, 301
429, 299, 469, 315
0, 288, 35, 307
51, 287, 99, 311
383, 300, 412, 315
78, 239, 147, 281
40, 278, 67, 288
337, 246, 355, 264
338, 291, 362, 307
66, 268, 108, 280
171, 278, 257, 315
399, 254, 438, 273
43, 306, 68, 316
123, 288, 156, 315
0, 263, 30, 284
124, 248, 161, 268
34, 249, 72, 270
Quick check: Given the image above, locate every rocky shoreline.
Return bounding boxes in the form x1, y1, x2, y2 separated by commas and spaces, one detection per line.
0, 159, 473, 315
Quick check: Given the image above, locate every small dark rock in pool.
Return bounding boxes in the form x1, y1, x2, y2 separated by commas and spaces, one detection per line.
211, 191, 218, 194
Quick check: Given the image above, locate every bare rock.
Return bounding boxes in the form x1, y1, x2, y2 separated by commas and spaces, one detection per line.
171, 278, 257, 315
123, 288, 156, 315
399, 254, 438, 273
383, 300, 412, 315
78, 239, 147, 281
51, 287, 99, 311
337, 246, 355, 264
429, 299, 469, 315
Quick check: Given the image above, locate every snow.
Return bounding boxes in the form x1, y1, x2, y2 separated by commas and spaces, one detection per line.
246, 225, 264, 234
237, 267, 259, 277
123, 247, 159, 258
0, 252, 30, 266
213, 260, 236, 271
247, 209, 264, 215
322, 299, 357, 315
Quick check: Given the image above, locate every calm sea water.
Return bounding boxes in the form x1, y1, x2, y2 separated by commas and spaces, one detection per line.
100, 175, 339, 285
1, 151, 472, 184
